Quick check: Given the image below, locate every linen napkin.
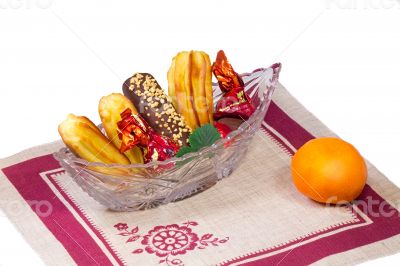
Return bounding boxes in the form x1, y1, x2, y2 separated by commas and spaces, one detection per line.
1, 84, 400, 266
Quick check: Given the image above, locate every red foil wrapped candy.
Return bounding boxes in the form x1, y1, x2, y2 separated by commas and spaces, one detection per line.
117, 108, 179, 163
212, 50, 255, 121
214, 121, 232, 139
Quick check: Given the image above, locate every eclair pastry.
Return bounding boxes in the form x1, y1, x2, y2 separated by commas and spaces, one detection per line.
167, 50, 213, 130
122, 73, 191, 147
58, 114, 130, 164
99, 93, 143, 164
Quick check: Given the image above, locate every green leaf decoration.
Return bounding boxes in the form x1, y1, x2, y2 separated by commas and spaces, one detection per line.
176, 146, 193, 158
189, 124, 221, 151
176, 124, 221, 158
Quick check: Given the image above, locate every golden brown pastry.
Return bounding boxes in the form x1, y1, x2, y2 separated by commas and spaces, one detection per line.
167, 50, 213, 130
98, 93, 143, 164
202, 51, 214, 123
58, 114, 130, 164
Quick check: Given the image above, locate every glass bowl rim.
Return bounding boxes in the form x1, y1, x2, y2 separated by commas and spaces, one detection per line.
54, 65, 281, 169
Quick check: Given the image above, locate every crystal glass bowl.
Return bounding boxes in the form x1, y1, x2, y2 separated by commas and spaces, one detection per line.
54, 64, 281, 211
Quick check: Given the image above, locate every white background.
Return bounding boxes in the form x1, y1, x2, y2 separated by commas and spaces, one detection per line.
1, 0, 399, 265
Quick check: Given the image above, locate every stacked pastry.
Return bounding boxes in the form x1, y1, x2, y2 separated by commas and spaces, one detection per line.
59, 50, 215, 164
58, 50, 254, 165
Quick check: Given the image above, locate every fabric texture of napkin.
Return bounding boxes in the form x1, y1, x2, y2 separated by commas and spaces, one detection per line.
1, 84, 400, 265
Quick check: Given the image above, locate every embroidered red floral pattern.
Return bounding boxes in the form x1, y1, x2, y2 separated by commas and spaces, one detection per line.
114, 221, 229, 266
142, 224, 199, 257
114, 223, 129, 231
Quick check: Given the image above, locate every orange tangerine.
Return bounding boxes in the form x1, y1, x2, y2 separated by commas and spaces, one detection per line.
291, 137, 367, 204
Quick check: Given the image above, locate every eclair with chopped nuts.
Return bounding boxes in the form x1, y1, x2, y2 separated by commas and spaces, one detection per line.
122, 73, 191, 147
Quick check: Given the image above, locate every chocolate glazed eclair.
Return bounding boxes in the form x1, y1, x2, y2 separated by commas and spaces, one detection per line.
122, 73, 191, 147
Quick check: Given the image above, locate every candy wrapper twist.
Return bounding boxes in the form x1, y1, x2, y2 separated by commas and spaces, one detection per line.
117, 108, 179, 163
212, 50, 255, 120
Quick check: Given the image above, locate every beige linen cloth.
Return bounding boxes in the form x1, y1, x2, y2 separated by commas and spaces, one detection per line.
1, 84, 400, 266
